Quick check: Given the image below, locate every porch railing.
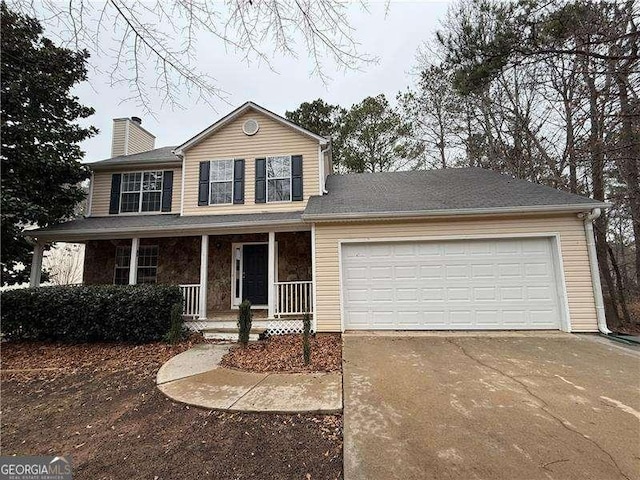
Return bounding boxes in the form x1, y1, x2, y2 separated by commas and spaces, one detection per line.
180, 284, 201, 318
274, 281, 313, 317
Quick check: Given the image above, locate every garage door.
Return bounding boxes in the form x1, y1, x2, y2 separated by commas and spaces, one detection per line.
341, 237, 562, 330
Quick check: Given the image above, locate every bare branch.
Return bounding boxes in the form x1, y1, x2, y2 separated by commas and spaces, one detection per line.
9, 0, 375, 110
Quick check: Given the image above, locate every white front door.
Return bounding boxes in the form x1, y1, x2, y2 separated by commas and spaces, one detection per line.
341, 237, 563, 330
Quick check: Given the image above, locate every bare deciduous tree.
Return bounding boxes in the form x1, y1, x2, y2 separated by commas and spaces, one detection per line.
399, 65, 463, 169
410, 0, 639, 329
44, 243, 84, 285
10, 0, 376, 113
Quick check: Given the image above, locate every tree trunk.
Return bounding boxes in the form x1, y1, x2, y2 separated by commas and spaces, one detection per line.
606, 240, 632, 324
564, 97, 578, 194
614, 73, 640, 286
585, 66, 621, 325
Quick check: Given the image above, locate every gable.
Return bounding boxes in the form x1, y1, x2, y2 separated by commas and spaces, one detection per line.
175, 102, 326, 155
181, 109, 322, 215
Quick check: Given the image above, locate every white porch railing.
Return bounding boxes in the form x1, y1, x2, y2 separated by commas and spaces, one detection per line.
180, 284, 201, 318
274, 281, 313, 317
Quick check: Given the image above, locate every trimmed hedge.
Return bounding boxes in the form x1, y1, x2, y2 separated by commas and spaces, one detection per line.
1, 284, 183, 343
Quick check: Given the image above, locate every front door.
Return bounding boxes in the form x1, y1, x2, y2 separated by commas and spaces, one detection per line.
242, 244, 268, 305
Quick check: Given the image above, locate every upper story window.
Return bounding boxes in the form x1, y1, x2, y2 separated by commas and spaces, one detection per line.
209, 159, 234, 205
120, 171, 164, 213
266, 156, 291, 202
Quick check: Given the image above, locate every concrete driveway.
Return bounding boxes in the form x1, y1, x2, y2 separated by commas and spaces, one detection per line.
343, 332, 640, 480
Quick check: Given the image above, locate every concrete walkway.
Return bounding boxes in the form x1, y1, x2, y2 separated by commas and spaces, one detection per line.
157, 344, 342, 414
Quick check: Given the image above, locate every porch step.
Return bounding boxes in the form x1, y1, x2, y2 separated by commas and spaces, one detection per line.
202, 326, 267, 341
205, 320, 270, 330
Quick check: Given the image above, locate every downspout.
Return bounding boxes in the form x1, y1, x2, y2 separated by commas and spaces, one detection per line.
579, 208, 611, 334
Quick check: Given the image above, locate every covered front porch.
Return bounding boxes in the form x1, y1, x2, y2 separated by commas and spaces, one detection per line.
81, 230, 314, 332
26, 210, 316, 335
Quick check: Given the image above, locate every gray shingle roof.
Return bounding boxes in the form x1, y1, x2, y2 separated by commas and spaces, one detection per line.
28, 211, 304, 240
304, 168, 605, 219
87, 146, 180, 170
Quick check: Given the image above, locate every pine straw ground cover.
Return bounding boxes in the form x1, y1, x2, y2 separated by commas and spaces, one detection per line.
221, 333, 342, 373
1, 336, 343, 479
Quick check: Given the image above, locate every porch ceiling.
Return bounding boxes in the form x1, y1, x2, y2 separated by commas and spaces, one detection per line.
26, 211, 308, 242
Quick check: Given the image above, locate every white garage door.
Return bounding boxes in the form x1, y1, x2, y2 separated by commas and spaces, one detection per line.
341, 237, 563, 330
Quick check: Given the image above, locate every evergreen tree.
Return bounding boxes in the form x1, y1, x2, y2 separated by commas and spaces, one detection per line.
340, 94, 418, 173
286, 99, 345, 167
1, 2, 97, 285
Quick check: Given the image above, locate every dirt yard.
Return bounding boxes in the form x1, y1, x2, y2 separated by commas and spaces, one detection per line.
1, 340, 343, 479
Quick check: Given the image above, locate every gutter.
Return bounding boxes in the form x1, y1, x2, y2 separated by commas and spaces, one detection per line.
579, 208, 611, 335
302, 203, 610, 222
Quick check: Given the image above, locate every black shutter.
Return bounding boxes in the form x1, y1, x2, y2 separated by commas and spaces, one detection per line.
109, 173, 122, 214
255, 158, 266, 203
198, 161, 210, 206
291, 155, 303, 201
233, 159, 245, 204
161, 170, 173, 212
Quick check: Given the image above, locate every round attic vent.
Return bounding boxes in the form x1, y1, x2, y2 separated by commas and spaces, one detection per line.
242, 118, 259, 136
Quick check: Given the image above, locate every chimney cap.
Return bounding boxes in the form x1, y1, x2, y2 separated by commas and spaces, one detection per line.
131, 116, 142, 125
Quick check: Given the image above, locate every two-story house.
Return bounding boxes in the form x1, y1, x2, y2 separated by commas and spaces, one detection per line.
28, 101, 610, 336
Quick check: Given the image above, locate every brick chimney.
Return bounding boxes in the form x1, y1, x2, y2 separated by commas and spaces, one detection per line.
111, 117, 155, 157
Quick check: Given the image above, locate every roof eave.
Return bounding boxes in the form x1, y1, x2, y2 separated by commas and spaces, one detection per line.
301, 203, 611, 222
174, 101, 328, 155
25, 218, 308, 242
89, 160, 182, 172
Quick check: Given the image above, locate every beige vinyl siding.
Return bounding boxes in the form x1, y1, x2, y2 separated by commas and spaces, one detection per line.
314, 214, 598, 333
127, 122, 155, 154
111, 120, 127, 157
90, 167, 182, 216
182, 110, 320, 215
111, 119, 155, 157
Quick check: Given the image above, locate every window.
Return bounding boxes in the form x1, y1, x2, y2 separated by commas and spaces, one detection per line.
141, 172, 163, 211
113, 245, 158, 285
266, 156, 291, 202
137, 245, 158, 284
114, 246, 131, 285
209, 159, 234, 205
120, 171, 163, 213
120, 174, 141, 213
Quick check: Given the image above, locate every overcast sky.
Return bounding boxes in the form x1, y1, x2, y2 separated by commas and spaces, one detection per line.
74, 2, 451, 162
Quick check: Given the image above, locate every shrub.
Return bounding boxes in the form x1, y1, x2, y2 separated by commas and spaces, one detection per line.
164, 302, 187, 344
1, 284, 183, 343
238, 299, 252, 347
302, 311, 311, 365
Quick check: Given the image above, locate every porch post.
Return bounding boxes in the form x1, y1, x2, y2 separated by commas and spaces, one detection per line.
199, 234, 208, 320
29, 240, 45, 288
311, 224, 317, 330
128, 237, 139, 285
268, 231, 276, 319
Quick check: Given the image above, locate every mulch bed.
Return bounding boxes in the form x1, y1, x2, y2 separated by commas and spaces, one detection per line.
221, 334, 342, 373
1, 338, 343, 479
